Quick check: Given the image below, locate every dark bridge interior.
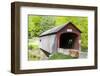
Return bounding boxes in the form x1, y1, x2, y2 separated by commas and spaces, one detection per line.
60, 33, 77, 49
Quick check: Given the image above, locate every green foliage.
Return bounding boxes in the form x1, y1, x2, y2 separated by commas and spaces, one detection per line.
55, 16, 68, 25
28, 16, 56, 38
28, 38, 39, 50
81, 47, 88, 52
28, 15, 88, 51
55, 16, 88, 50
28, 51, 40, 60
28, 16, 41, 38
28, 44, 34, 50
28, 44, 38, 50
49, 53, 74, 60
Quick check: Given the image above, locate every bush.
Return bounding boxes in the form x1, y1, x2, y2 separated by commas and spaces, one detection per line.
81, 47, 88, 52
28, 51, 40, 60
49, 52, 74, 60
28, 44, 38, 50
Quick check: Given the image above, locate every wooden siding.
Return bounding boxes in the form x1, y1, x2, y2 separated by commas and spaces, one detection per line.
39, 35, 57, 53
57, 24, 81, 50
39, 23, 81, 53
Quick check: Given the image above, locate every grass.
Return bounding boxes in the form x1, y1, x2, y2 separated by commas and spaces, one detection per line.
81, 47, 88, 52
49, 52, 74, 60
28, 38, 41, 61
28, 37, 39, 50
28, 50, 40, 60
28, 44, 39, 50
28, 38, 77, 60
28, 49, 48, 61
28, 37, 47, 61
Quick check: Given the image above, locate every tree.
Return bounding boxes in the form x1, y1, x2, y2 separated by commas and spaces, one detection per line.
28, 16, 41, 38
28, 16, 56, 38
28, 15, 88, 51
55, 16, 88, 50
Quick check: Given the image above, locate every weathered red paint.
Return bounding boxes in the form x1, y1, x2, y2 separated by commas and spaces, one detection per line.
56, 23, 81, 50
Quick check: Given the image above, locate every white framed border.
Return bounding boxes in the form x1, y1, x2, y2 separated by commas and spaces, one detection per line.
20, 6, 95, 70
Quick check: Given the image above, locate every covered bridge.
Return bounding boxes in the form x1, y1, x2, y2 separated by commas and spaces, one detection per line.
39, 22, 82, 56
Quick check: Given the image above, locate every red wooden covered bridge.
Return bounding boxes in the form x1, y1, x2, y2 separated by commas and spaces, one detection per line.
39, 22, 82, 57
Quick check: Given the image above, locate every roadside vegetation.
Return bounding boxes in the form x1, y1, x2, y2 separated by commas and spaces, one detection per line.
49, 53, 74, 60
28, 15, 88, 61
